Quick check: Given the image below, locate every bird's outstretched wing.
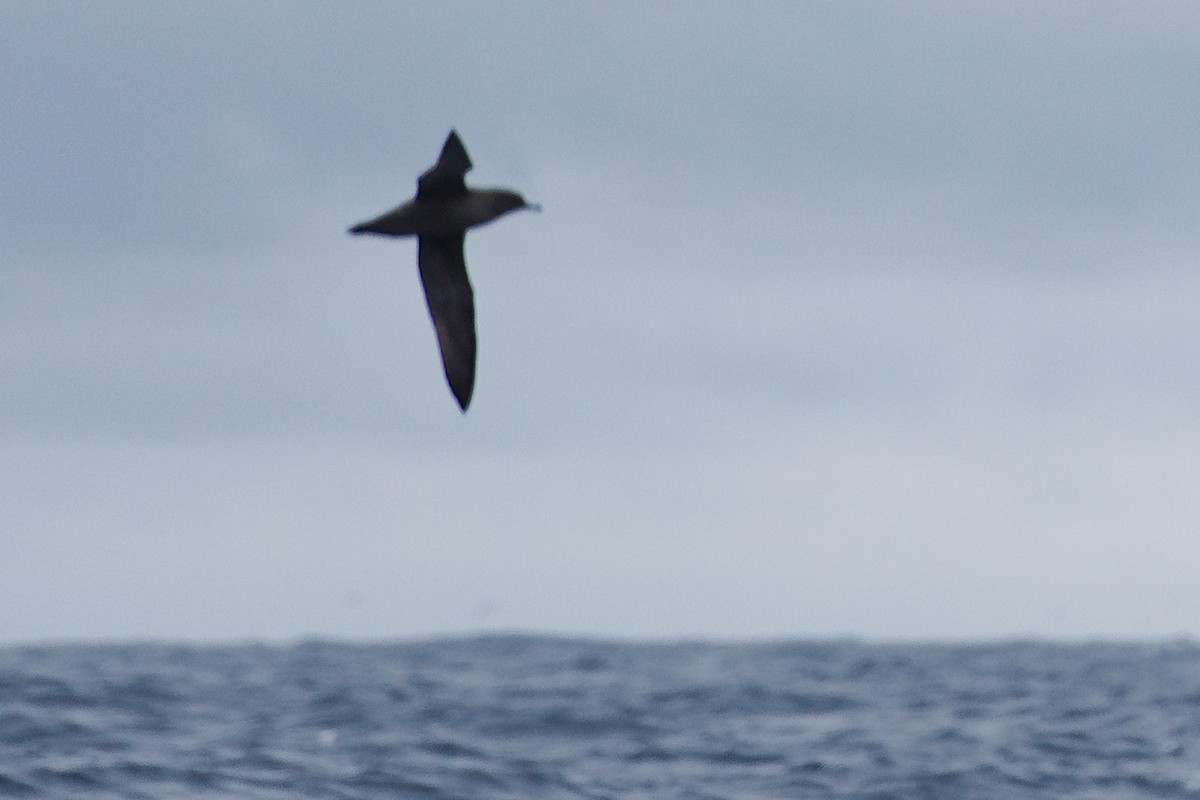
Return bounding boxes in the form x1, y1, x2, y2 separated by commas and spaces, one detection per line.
416, 130, 472, 202
417, 233, 475, 410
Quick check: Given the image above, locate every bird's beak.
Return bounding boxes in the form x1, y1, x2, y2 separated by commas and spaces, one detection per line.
525, 202, 543, 212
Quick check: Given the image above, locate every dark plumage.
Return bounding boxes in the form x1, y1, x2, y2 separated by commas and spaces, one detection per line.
349, 130, 538, 410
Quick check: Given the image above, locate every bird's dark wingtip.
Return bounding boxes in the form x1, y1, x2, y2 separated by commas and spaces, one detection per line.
452, 379, 473, 411
439, 130, 472, 174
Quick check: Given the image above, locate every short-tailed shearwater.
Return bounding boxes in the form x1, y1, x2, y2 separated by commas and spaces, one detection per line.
349, 130, 538, 411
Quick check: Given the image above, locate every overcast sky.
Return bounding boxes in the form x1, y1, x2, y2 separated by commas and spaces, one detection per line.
4, 2, 1200, 643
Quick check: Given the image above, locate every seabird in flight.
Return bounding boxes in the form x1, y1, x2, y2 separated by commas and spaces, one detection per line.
349, 130, 539, 411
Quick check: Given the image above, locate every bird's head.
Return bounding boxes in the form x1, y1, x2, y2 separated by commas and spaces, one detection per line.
496, 190, 541, 215
470, 190, 541, 227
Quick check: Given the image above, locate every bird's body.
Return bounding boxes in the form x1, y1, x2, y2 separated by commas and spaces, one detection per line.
351, 192, 528, 238
349, 130, 537, 410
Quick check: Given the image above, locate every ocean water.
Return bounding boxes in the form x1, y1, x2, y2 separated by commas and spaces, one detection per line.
1, 636, 1199, 799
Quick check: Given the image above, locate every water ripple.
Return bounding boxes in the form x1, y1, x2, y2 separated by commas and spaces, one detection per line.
0, 637, 1198, 798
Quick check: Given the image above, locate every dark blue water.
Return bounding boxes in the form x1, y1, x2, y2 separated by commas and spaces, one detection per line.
2, 636, 1199, 799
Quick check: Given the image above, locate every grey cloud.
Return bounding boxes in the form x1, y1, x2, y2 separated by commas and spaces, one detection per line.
5, 2, 1200, 641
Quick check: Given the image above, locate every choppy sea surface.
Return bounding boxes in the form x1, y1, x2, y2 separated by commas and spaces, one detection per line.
3, 636, 1200, 799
